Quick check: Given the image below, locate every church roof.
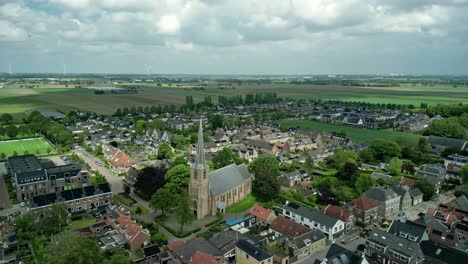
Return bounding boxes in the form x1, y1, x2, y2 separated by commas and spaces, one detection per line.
209, 163, 251, 196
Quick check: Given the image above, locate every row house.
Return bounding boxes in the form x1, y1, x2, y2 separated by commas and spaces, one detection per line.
283, 202, 345, 241
29, 183, 112, 215
7, 154, 91, 201
364, 187, 401, 219
106, 204, 150, 250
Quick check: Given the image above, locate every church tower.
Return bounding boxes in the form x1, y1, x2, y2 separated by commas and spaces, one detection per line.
189, 119, 210, 220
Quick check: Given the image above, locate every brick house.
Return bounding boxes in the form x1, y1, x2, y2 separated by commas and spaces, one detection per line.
346, 197, 380, 225
321, 204, 355, 232
106, 205, 150, 250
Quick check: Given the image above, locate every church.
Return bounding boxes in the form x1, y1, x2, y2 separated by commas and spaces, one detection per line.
189, 120, 253, 220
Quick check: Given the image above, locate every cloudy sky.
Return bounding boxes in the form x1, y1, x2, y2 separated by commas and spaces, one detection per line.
1, 0, 468, 75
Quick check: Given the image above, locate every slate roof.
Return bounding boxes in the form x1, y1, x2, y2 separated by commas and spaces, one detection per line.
46, 164, 82, 179
289, 229, 326, 250
209, 164, 251, 196
364, 187, 400, 203
8, 154, 47, 184
409, 188, 423, 198
283, 202, 339, 228
30, 183, 111, 208
387, 220, 427, 243
420, 240, 468, 264
368, 229, 423, 263
427, 136, 467, 149
450, 195, 468, 211
321, 243, 364, 264
235, 239, 272, 262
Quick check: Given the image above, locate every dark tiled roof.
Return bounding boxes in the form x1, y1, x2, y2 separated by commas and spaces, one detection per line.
368, 229, 423, 262
387, 221, 427, 243
290, 229, 326, 250
322, 244, 364, 264
284, 202, 339, 227
364, 187, 400, 203
235, 239, 271, 262
420, 240, 468, 264
209, 164, 251, 196
427, 136, 467, 149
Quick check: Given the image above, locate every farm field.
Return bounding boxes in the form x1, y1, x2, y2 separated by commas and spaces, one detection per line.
0, 138, 54, 157
280, 119, 422, 144
1, 83, 467, 115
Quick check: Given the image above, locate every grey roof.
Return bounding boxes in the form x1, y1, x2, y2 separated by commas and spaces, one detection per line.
409, 188, 423, 198
283, 202, 339, 228
193, 119, 207, 170
206, 229, 248, 254
235, 239, 272, 262
173, 239, 222, 263
364, 187, 400, 203
46, 164, 82, 180
7, 154, 43, 173
322, 244, 364, 264
420, 240, 468, 264
427, 136, 467, 149
289, 229, 326, 250
413, 215, 448, 231
387, 221, 427, 243
371, 172, 393, 182
209, 164, 251, 196
451, 195, 468, 211
368, 229, 424, 263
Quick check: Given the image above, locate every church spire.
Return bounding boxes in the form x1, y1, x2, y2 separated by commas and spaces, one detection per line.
194, 119, 207, 169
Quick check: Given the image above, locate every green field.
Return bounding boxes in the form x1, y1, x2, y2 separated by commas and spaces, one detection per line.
1, 83, 467, 115
0, 138, 54, 157
226, 194, 257, 213
280, 119, 422, 144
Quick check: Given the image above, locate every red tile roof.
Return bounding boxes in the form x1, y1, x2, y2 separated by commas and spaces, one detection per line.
400, 177, 416, 187
167, 240, 185, 251
270, 215, 310, 238
114, 211, 150, 244
322, 205, 353, 222
110, 149, 136, 167
347, 197, 380, 211
191, 251, 219, 264
250, 204, 271, 222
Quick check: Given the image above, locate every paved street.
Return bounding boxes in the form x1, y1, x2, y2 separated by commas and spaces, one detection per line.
73, 147, 123, 194
406, 191, 455, 221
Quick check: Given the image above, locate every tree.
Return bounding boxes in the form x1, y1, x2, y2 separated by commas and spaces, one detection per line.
12, 150, 18, 156
337, 162, 359, 181
103, 251, 130, 264
425, 118, 466, 139
135, 120, 147, 135
441, 146, 461, 158
157, 142, 173, 160
327, 148, 357, 170
174, 192, 195, 232
0, 153, 5, 159
387, 157, 402, 176
251, 156, 281, 201
370, 139, 401, 161
460, 165, 468, 183
149, 119, 165, 130
303, 156, 315, 175
44, 233, 104, 264
359, 148, 375, 163
354, 174, 376, 194
212, 148, 242, 169
171, 134, 188, 149
0, 113, 13, 124
133, 166, 167, 200
5, 125, 18, 138
164, 164, 190, 193
415, 178, 436, 201
208, 114, 223, 129
150, 188, 176, 216
173, 157, 187, 166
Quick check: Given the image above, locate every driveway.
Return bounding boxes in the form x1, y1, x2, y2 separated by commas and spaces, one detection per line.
73, 147, 123, 194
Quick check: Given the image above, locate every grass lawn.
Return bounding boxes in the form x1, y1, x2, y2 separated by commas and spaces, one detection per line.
113, 193, 137, 206
69, 218, 97, 231
280, 119, 422, 144
226, 194, 257, 213
0, 137, 54, 157
131, 204, 149, 216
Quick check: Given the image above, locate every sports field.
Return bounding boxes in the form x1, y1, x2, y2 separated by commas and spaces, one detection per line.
0, 138, 54, 157
280, 119, 422, 144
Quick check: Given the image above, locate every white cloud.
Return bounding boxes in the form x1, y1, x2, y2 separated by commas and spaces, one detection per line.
0, 20, 27, 41
157, 14, 180, 34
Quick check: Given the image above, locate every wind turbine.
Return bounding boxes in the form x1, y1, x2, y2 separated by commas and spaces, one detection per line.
8, 64, 13, 76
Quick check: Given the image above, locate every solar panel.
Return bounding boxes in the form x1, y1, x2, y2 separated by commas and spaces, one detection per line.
61, 190, 73, 201
45, 193, 58, 204
447, 234, 454, 240
288, 202, 300, 209
143, 245, 161, 257
84, 186, 95, 196
432, 229, 443, 236
33, 195, 47, 206
72, 188, 83, 199
98, 183, 111, 193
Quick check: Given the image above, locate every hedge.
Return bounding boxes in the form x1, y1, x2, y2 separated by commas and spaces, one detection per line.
155, 217, 201, 238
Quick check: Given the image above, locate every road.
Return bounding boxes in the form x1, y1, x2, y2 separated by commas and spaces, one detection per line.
73, 147, 123, 194
406, 191, 455, 221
